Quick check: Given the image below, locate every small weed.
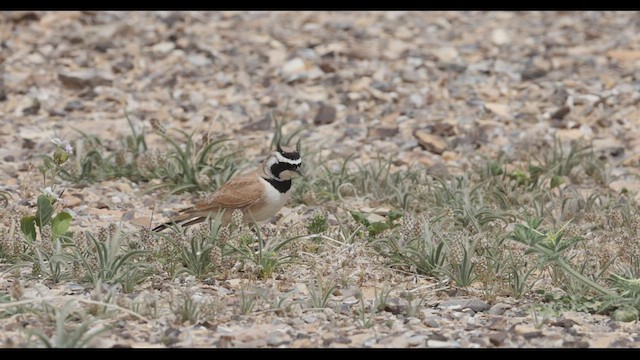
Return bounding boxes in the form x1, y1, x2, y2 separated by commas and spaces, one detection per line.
307, 212, 329, 235
401, 290, 425, 318
171, 229, 216, 279
508, 218, 615, 297
170, 290, 206, 325
442, 238, 477, 288
75, 224, 152, 290
529, 305, 554, 330
238, 285, 257, 315
228, 218, 301, 279
373, 283, 392, 312
370, 217, 446, 277
265, 292, 291, 315
306, 278, 336, 309
24, 301, 108, 348
356, 293, 374, 329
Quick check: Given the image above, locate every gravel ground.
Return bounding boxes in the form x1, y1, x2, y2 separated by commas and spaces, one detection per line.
1, 11, 640, 348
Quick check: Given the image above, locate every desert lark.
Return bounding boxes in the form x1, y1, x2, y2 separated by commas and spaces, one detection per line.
153, 140, 302, 232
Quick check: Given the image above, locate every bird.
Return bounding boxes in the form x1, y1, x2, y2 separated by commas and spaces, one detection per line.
152, 140, 303, 232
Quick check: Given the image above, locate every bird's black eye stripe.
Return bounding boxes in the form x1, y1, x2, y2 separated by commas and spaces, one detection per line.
278, 150, 300, 160
271, 162, 300, 178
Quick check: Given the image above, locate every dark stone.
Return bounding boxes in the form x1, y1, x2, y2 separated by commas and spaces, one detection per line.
551, 318, 578, 328
424, 316, 440, 328
402, 69, 419, 83
112, 60, 134, 74
9, 11, 39, 22
521, 66, 547, 81
21, 138, 36, 150
487, 303, 511, 316
22, 99, 41, 115
162, 12, 185, 27
333, 337, 352, 344
313, 104, 337, 125
520, 330, 543, 339
437, 61, 467, 73
368, 125, 399, 140
58, 70, 113, 89
346, 115, 359, 124
345, 128, 361, 138
49, 109, 66, 117
64, 100, 85, 112
611, 339, 632, 347
551, 87, 569, 106
96, 202, 110, 209
0, 81, 6, 102
425, 122, 457, 137
384, 297, 408, 315
94, 41, 115, 52
121, 211, 135, 221
339, 303, 351, 315
551, 106, 571, 120
180, 102, 197, 113
562, 340, 590, 348
428, 333, 448, 342
319, 60, 336, 73
489, 331, 508, 346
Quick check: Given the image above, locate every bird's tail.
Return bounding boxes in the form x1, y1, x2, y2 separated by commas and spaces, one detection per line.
152, 212, 205, 232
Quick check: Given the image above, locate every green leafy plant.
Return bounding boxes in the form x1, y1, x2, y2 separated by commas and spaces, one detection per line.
307, 212, 328, 235
21, 194, 73, 243
172, 231, 217, 279
21, 137, 75, 244
508, 218, 615, 297
350, 210, 402, 237
441, 239, 478, 288
371, 218, 446, 277
74, 225, 152, 290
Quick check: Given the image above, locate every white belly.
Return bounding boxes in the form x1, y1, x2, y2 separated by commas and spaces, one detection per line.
249, 177, 291, 221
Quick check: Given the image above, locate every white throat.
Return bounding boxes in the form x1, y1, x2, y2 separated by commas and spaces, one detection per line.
253, 177, 291, 221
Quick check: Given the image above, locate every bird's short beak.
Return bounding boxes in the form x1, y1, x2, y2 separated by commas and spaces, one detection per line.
295, 167, 304, 176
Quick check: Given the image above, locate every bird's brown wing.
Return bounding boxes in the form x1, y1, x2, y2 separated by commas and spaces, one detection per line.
153, 172, 263, 232
191, 172, 263, 212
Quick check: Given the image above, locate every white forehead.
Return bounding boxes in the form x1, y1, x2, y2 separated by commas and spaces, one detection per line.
275, 151, 302, 165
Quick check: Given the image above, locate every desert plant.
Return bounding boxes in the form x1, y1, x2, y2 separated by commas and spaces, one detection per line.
74, 225, 152, 290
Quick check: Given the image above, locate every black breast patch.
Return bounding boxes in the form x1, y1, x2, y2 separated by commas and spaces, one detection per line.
263, 178, 292, 193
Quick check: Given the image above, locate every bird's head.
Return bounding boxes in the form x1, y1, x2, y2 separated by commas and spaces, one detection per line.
264, 139, 303, 181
